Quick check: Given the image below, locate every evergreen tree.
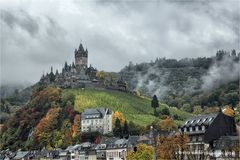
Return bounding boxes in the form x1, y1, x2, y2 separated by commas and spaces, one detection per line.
113, 118, 122, 137
151, 95, 159, 116
123, 121, 129, 138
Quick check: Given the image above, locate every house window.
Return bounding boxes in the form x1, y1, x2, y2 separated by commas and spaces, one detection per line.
190, 127, 193, 132
202, 126, 205, 131
184, 128, 187, 132
196, 126, 199, 131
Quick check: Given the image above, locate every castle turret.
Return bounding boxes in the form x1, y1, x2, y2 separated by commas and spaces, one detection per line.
75, 43, 88, 73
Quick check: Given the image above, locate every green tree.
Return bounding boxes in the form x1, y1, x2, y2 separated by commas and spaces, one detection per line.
161, 107, 170, 116
113, 118, 122, 137
123, 121, 129, 137
151, 95, 159, 116
182, 103, 192, 113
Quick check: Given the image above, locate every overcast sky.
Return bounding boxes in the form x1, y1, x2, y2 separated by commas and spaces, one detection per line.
0, 0, 239, 84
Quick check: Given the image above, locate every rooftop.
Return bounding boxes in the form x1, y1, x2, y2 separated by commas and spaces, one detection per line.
81, 108, 112, 120
182, 113, 218, 128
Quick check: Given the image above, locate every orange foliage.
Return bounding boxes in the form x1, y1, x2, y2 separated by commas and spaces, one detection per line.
157, 133, 189, 160
113, 111, 125, 126
223, 105, 236, 117
33, 107, 61, 145
71, 114, 81, 137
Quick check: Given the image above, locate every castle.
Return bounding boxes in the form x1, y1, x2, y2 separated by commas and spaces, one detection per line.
40, 43, 98, 88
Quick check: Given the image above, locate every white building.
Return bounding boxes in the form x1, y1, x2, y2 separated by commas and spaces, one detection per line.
81, 108, 113, 134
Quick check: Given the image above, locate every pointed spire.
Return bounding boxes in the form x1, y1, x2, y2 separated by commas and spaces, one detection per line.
51, 66, 53, 73
78, 43, 84, 51
64, 61, 68, 70
55, 69, 59, 75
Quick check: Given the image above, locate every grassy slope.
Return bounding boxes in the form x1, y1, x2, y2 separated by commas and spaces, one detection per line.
62, 89, 191, 126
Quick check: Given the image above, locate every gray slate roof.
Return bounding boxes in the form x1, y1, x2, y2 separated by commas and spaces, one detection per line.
182, 113, 218, 127
81, 108, 112, 120
14, 151, 29, 159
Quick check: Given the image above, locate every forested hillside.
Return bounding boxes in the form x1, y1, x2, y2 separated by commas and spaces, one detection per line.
0, 86, 191, 151
119, 50, 239, 109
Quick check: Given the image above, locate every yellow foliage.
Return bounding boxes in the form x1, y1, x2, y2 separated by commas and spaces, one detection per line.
127, 144, 154, 160
223, 106, 235, 117
113, 111, 125, 126
96, 71, 107, 81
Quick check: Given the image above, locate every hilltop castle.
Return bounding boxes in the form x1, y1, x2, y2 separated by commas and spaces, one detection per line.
40, 43, 98, 88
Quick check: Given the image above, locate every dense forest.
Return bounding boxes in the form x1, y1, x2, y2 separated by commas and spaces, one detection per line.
119, 50, 239, 110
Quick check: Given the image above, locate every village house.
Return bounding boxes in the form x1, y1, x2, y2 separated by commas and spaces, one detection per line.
81, 108, 113, 134
179, 111, 239, 158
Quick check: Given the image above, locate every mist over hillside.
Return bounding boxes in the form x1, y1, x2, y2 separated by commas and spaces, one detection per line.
119, 50, 239, 107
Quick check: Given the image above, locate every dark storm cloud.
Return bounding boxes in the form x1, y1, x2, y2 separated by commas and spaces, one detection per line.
1, 10, 39, 36
0, 0, 239, 85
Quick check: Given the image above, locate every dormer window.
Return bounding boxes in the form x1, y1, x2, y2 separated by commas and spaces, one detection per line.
209, 117, 214, 122
203, 118, 208, 122
191, 120, 195, 124
185, 121, 190, 125
197, 119, 201, 123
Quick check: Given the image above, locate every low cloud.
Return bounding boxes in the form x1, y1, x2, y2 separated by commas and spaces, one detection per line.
201, 56, 240, 91
1, 10, 39, 36
0, 0, 239, 85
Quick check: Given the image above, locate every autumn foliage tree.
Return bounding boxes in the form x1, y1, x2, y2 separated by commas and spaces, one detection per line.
71, 114, 81, 138
33, 107, 62, 149
127, 144, 154, 160
159, 116, 177, 131
157, 133, 189, 160
113, 111, 125, 126
223, 105, 236, 117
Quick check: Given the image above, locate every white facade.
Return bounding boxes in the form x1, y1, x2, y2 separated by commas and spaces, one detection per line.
81, 108, 113, 134
105, 148, 127, 160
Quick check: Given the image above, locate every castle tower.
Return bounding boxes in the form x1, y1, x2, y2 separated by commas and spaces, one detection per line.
75, 43, 88, 73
